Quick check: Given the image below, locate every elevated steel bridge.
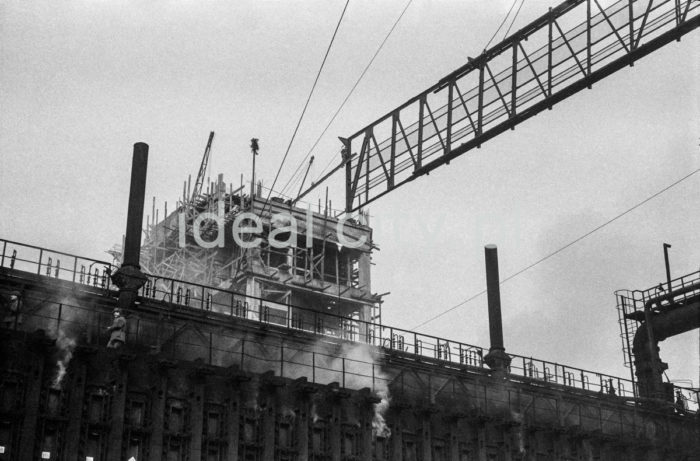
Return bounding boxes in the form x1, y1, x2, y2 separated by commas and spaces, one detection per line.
343, 0, 699, 211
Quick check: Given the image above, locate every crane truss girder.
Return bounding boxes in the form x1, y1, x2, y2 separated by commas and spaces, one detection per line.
344, 0, 699, 212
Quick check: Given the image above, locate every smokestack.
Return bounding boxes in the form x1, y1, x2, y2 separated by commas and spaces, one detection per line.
483, 244, 511, 373
122, 142, 149, 268
111, 143, 149, 311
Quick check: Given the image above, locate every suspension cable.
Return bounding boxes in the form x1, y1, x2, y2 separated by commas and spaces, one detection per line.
282, 0, 415, 194
259, 0, 351, 217
412, 166, 700, 330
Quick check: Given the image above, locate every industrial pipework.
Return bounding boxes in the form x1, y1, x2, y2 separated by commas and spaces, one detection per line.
632, 281, 700, 402
110, 142, 149, 311
483, 244, 511, 373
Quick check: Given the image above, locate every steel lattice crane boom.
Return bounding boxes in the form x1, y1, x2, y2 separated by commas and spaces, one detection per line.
191, 131, 215, 205
341, 0, 699, 212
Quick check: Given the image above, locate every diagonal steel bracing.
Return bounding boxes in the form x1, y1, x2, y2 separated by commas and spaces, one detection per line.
345, 0, 700, 212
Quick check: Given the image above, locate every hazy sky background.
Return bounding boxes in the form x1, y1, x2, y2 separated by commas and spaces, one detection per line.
1, 0, 698, 387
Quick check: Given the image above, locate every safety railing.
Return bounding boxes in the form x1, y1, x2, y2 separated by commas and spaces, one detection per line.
137, 271, 648, 400
616, 269, 700, 313
615, 270, 700, 389
138, 272, 488, 368
5, 293, 393, 394
0, 239, 114, 291
508, 353, 637, 397
1, 237, 697, 410
6, 291, 699, 414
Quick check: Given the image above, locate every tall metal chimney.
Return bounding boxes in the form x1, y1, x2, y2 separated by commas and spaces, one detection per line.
483, 244, 511, 373
122, 143, 149, 268
111, 143, 149, 311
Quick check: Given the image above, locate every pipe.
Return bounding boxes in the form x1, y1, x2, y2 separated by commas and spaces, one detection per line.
485, 245, 504, 350
632, 285, 700, 402
122, 143, 149, 268
111, 143, 150, 312
483, 244, 511, 372
643, 280, 700, 311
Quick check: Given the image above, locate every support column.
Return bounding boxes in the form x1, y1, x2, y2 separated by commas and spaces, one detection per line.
421, 411, 432, 461
189, 372, 206, 461
449, 418, 460, 461
476, 422, 490, 461
261, 374, 283, 461
391, 409, 403, 461
148, 365, 169, 461
261, 403, 275, 461
18, 337, 47, 461
330, 397, 342, 461
63, 358, 88, 456
294, 379, 315, 461
359, 389, 379, 461
500, 424, 513, 461
296, 400, 309, 461
225, 375, 247, 461
106, 357, 128, 461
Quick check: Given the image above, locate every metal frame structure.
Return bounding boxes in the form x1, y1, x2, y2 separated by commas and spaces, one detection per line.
615, 270, 700, 397
344, 0, 700, 211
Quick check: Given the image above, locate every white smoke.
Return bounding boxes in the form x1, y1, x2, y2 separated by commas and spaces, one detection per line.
372, 389, 391, 438
311, 401, 320, 423
510, 410, 526, 455
53, 329, 76, 388
280, 405, 296, 420
234, 334, 394, 437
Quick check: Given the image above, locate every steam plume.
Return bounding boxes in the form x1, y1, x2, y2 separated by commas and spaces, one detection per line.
53, 329, 76, 388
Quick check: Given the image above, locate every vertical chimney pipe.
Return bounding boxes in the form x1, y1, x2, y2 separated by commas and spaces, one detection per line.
122, 142, 149, 268
483, 244, 511, 372
485, 244, 504, 350
111, 142, 149, 314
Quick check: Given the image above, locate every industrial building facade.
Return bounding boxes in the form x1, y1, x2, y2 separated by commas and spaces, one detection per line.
2, 1, 699, 458
1, 231, 698, 460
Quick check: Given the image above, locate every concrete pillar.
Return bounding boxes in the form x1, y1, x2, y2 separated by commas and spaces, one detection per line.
148, 369, 168, 461
360, 401, 374, 461
476, 422, 492, 461
261, 403, 275, 461
294, 378, 315, 461
106, 357, 128, 461
189, 375, 205, 461
297, 398, 310, 461
260, 377, 282, 461
330, 398, 342, 461
225, 379, 243, 461
63, 359, 87, 456
500, 425, 513, 461
18, 345, 45, 460
391, 409, 403, 461
421, 412, 432, 461
449, 419, 460, 461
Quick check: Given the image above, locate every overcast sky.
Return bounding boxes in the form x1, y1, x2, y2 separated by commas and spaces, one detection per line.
1, 0, 698, 388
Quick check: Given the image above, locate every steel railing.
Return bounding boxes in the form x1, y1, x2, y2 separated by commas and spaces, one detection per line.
2, 237, 698, 410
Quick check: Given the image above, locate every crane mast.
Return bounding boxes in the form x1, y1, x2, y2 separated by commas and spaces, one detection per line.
191, 131, 215, 205
344, 0, 699, 212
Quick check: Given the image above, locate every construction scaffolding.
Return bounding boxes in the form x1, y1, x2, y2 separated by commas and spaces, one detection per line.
137, 170, 382, 330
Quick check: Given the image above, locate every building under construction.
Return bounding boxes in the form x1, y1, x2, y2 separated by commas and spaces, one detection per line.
1, 0, 699, 460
